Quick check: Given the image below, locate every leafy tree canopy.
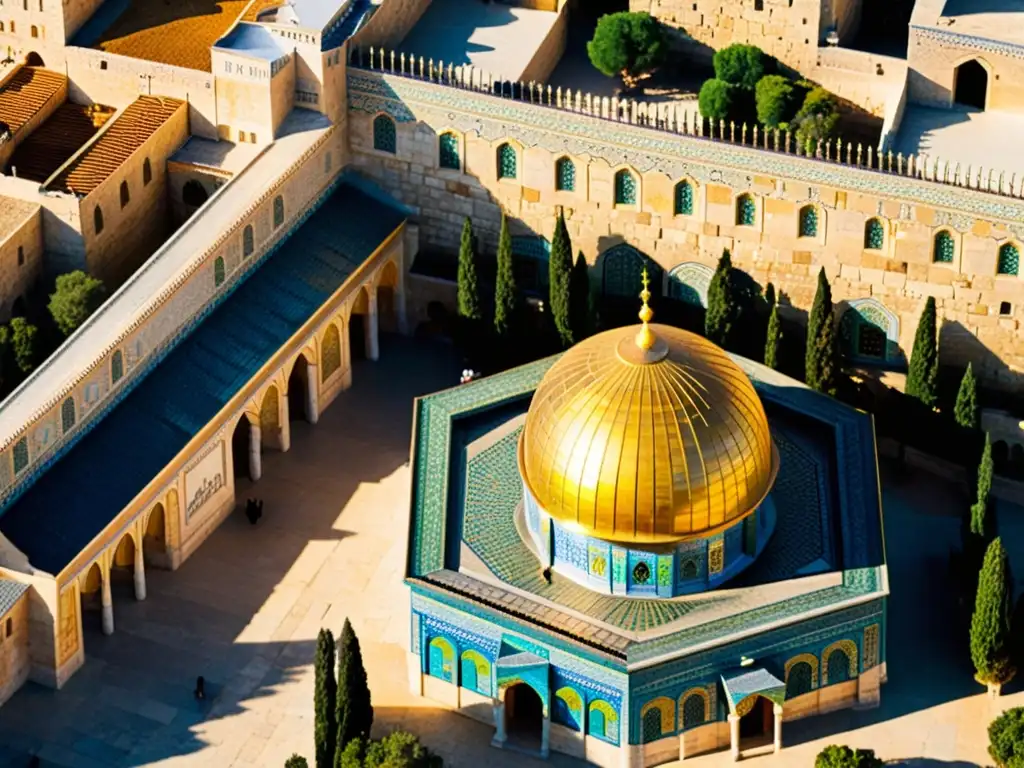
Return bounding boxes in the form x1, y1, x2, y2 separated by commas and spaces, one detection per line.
989, 706, 1024, 768
698, 78, 733, 122
713, 44, 767, 90
755, 74, 795, 128
587, 12, 667, 88
955, 362, 979, 431
48, 270, 106, 337
814, 745, 884, 768
971, 537, 1016, 686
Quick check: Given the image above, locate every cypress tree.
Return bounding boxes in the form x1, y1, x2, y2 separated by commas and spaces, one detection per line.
764, 281, 776, 311
813, 308, 840, 396
955, 362, 979, 430
764, 303, 782, 370
335, 619, 373, 761
314, 629, 337, 768
805, 267, 832, 390
906, 296, 939, 409
971, 537, 1016, 687
569, 251, 593, 343
493, 214, 518, 338
971, 434, 995, 542
548, 211, 574, 347
456, 217, 482, 322
705, 249, 736, 348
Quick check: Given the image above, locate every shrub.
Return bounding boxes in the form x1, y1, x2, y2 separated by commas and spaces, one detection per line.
9, 317, 38, 376
48, 270, 106, 337
814, 745, 884, 768
698, 78, 733, 122
364, 731, 442, 768
286, 756, 310, 768
971, 538, 1016, 687
713, 43, 766, 90
586, 12, 666, 89
989, 706, 1024, 767
793, 87, 840, 152
755, 74, 795, 128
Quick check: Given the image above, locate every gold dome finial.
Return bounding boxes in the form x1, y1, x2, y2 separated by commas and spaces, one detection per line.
635, 267, 656, 351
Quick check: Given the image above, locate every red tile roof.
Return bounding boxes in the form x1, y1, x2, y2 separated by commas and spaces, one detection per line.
0, 67, 65, 137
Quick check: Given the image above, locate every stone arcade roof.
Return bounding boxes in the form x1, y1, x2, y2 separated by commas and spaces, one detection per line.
0, 67, 65, 139
46, 97, 185, 197
6, 103, 115, 183
0, 578, 28, 617
406, 357, 888, 668
0, 179, 406, 575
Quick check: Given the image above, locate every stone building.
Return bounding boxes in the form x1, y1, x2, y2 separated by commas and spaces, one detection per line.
0, 578, 29, 708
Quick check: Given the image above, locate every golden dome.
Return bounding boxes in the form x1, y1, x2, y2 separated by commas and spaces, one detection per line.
519, 304, 777, 546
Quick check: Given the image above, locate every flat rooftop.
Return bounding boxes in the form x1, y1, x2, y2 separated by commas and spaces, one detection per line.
939, 0, 1024, 45
0, 197, 39, 243
0, 67, 65, 138
399, 0, 560, 82
46, 96, 185, 196
73, 0, 254, 72
6, 103, 115, 183
169, 135, 263, 176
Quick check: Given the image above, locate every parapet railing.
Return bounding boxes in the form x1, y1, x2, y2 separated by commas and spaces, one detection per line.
350, 46, 1024, 201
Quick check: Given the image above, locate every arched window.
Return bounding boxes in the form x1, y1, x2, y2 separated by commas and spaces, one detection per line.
553, 687, 583, 731
273, 195, 284, 228
827, 649, 851, 684
182, 180, 209, 208
681, 693, 706, 729
934, 231, 955, 263
243, 224, 254, 257
497, 143, 517, 179
372, 114, 396, 153
680, 558, 698, 579
214, 256, 225, 287
12, 437, 28, 474
459, 650, 490, 695
111, 350, 123, 383
555, 156, 575, 192
864, 218, 884, 250
799, 205, 818, 237
142, 158, 152, 186
321, 324, 341, 380
785, 661, 814, 698
0, 22, 5, 31
30, 24, 38, 38
119, 180, 130, 208
998, 243, 1020, 276
94, 206, 104, 235
61, 397, 75, 433
427, 637, 455, 683
439, 132, 460, 170
674, 180, 693, 215
736, 194, 756, 226
614, 169, 636, 205
641, 708, 663, 743
588, 700, 619, 744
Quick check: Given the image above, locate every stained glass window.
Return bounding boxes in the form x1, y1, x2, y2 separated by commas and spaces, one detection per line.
372, 114, 396, 153
642, 709, 663, 742
799, 205, 818, 237
737, 194, 756, 226
497, 143, 517, 179
786, 662, 814, 698
682, 694, 706, 729
857, 324, 886, 358
827, 649, 851, 684
864, 218, 885, 250
674, 181, 693, 215
632, 561, 651, 584
934, 231, 955, 263
614, 170, 636, 205
680, 559, 698, 579
998, 243, 1020, 276
439, 133, 460, 170
556, 157, 575, 191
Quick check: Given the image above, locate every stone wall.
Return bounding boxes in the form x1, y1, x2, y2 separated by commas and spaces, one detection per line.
349, 0, 432, 50
0, 590, 29, 706
347, 67, 1024, 391
520, 0, 570, 85
0, 203, 43, 320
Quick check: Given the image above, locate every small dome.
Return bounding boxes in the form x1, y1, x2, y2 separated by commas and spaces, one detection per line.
519, 322, 777, 545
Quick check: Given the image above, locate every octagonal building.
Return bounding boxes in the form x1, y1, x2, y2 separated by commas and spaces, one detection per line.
405, 291, 888, 767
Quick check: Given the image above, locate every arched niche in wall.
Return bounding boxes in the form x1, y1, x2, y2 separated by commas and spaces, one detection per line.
839, 297, 901, 366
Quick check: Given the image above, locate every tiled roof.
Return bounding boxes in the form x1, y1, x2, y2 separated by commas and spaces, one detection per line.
0, 196, 40, 242
0, 67, 65, 137
47, 97, 184, 196
6, 103, 115, 183
0, 181, 406, 574
0, 578, 28, 617
241, 0, 280, 21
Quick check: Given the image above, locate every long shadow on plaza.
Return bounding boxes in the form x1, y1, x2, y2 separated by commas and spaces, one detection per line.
0, 336, 463, 768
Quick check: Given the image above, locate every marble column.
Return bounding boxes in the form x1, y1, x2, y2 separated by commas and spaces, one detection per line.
306, 361, 319, 425
728, 714, 740, 762
773, 704, 783, 753
279, 392, 291, 453
541, 714, 551, 759
491, 700, 507, 747
101, 570, 114, 636
366, 293, 380, 362
248, 422, 262, 481
133, 545, 146, 601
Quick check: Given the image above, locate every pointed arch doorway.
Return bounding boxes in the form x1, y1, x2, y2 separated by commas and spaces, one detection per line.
504, 683, 543, 751
954, 60, 988, 110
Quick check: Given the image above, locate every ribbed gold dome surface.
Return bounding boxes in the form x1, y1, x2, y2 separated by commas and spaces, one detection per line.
519, 323, 777, 545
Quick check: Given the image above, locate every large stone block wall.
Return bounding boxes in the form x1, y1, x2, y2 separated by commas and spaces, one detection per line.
0, 592, 29, 706
0, 204, 43, 321
347, 69, 1024, 391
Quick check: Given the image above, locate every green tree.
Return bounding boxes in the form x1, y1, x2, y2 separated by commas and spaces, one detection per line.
456, 218, 482, 322
315, 628, 337, 768
493, 214, 518, 338
548, 212, 574, 347
814, 745, 884, 768
337, 739, 364, 768
713, 44, 766, 90
971, 537, 1016, 688
971, 434, 995, 543
48, 270, 106, 337
906, 297, 939, 409
586, 11, 666, 89
805, 267, 837, 393
364, 731, 442, 768
764, 281, 776, 310
335, 619, 373, 761
698, 79, 733, 122
764, 303, 782, 370
569, 252, 594, 343
955, 362, 979, 430
705, 249, 738, 348
813, 308, 840, 396
285, 757, 310, 768
755, 74, 795, 128
990, 707, 1024, 768
9, 317, 38, 376
793, 87, 840, 153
